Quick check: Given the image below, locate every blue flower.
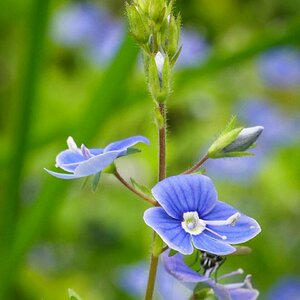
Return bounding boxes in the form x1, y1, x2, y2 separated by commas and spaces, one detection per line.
117, 261, 192, 299
144, 174, 260, 255
257, 46, 300, 88
163, 252, 259, 300
266, 276, 300, 300
177, 28, 210, 68
45, 136, 149, 179
51, 3, 124, 66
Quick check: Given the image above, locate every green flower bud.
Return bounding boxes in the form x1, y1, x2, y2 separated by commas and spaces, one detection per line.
166, 15, 180, 57
126, 3, 149, 44
148, 54, 161, 101
222, 126, 264, 153
133, 0, 150, 14
208, 117, 264, 158
148, 52, 171, 102
149, 0, 166, 23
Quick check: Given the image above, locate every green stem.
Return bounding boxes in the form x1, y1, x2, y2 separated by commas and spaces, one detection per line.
183, 154, 209, 174
145, 102, 167, 300
114, 170, 156, 205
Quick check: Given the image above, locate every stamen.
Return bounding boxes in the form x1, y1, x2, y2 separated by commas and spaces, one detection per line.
204, 227, 227, 240
204, 212, 241, 226
67, 136, 78, 152
81, 144, 92, 158
219, 268, 244, 280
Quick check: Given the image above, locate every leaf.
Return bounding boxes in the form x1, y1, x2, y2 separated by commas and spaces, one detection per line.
130, 178, 152, 197
168, 249, 178, 257
126, 147, 141, 155
68, 288, 82, 300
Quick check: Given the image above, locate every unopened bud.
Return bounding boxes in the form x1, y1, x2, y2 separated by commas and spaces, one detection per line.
223, 126, 264, 153
166, 14, 180, 57
208, 117, 264, 158
149, 0, 166, 23
126, 3, 149, 44
148, 52, 171, 102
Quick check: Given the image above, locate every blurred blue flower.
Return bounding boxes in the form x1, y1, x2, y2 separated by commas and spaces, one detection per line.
117, 261, 191, 299
45, 136, 149, 179
177, 28, 210, 67
238, 99, 299, 149
51, 2, 124, 66
266, 276, 300, 300
163, 251, 259, 300
144, 174, 260, 255
257, 46, 300, 88
205, 98, 300, 181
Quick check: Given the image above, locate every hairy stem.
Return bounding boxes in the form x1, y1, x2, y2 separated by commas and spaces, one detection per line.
145, 102, 167, 300
114, 171, 156, 205
183, 154, 209, 174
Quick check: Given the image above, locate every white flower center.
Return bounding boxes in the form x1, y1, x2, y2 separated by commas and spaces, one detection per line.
181, 211, 241, 240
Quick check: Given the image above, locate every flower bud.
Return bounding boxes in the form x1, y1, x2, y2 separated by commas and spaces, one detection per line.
148, 52, 171, 102
166, 14, 180, 57
149, 0, 166, 23
126, 3, 149, 44
222, 126, 264, 153
208, 117, 264, 158
133, 0, 150, 14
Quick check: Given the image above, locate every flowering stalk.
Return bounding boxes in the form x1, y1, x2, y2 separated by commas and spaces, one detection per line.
183, 154, 209, 174
145, 102, 167, 300
114, 170, 156, 205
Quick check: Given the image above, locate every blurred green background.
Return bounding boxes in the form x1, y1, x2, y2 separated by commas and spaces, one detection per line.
0, 0, 300, 299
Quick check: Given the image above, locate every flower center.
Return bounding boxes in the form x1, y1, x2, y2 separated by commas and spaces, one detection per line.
181, 212, 206, 235
181, 211, 241, 240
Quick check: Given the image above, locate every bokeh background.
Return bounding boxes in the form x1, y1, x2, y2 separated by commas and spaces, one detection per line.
0, 0, 300, 299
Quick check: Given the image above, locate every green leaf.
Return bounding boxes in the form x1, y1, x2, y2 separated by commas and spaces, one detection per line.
126, 147, 142, 155
168, 249, 178, 257
68, 288, 82, 300
130, 178, 152, 197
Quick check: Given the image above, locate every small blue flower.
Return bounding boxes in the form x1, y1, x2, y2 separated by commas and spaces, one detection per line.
45, 135, 149, 179
51, 3, 124, 66
177, 28, 210, 68
144, 174, 260, 255
266, 276, 300, 300
117, 261, 192, 299
257, 46, 300, 88
163, 252, 259, 300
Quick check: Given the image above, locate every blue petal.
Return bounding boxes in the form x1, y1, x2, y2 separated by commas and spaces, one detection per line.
104, 135, 150, 152
151, 174, 217, 220
204, 201, 261, 244
162, 252, 208, 283
56, 150, 87, 172
44, 168, 82, 179
192, 233, 236, 255
230, 288, 259, 300
144, 207, 193, 255
89, 148, 104, 156
211, 283, 231, 300
73, 150, 122, 176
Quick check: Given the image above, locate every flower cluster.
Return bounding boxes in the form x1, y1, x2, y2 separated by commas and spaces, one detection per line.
45, 1, 265, 299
